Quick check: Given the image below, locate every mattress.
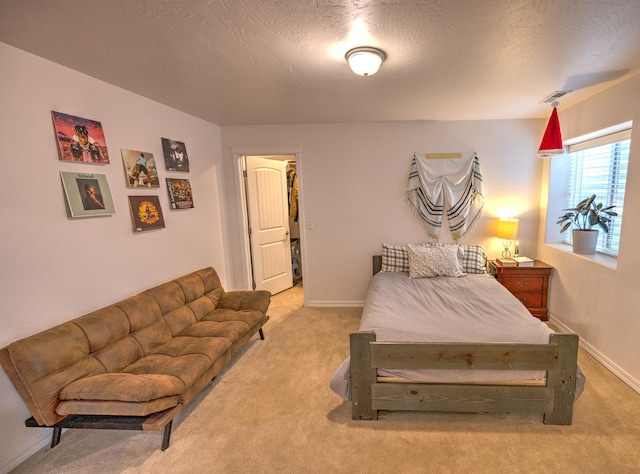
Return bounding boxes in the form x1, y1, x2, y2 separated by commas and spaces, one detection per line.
330, 271, 585, 400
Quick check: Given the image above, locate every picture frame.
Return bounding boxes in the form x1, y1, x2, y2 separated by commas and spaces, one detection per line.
121, 149, 160, 188
161, 138, 190, 172
60, 171, 115, 217
127, 195, 165, 232
166, 178, 194, 209
52, 111, 110, 164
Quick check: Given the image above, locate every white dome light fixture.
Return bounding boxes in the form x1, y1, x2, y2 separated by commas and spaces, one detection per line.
346, 47, 386, 76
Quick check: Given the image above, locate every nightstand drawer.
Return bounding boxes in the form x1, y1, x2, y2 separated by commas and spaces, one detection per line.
491, 260, 553, 321
500, 276, 544, 293
512, 292, 543, 308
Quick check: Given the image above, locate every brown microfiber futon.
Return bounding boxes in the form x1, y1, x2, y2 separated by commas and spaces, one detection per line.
0, 267, 270, 450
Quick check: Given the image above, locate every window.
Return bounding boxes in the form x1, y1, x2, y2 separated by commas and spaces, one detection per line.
563, 128, 631, 256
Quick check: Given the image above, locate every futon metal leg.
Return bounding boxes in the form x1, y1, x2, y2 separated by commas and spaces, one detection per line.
259, 328, 265, 340
51, 427, 62, 448
161, 421, 173, 451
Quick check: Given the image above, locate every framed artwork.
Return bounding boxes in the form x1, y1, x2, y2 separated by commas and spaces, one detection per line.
51, 111, 110, 164
60, 171, 115, 217
121, 149, 160, 188
127, 195, 165, 232
161, 138, 190, 172
166, 178, 194, 209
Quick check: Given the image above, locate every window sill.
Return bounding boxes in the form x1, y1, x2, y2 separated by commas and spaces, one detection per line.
545, 243, 618, 270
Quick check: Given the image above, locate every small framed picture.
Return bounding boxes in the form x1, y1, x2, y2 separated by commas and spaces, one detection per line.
60, 171, 115, 217
121, 149, 160, 188
52, 111, 110, 164
161, 138, 190, 172
127, 195, 165, 232
166, 178, 194, 209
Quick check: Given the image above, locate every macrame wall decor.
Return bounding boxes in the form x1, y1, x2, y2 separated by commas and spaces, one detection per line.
406, 152, 484, 240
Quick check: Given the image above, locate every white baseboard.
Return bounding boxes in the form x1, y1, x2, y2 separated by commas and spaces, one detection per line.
0, 430, 50, 474
549, 315, 640, 395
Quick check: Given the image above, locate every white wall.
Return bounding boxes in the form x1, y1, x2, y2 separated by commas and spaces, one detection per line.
538, 73, 640, 392
221, 119, 546, 305
0, 43, 230, 472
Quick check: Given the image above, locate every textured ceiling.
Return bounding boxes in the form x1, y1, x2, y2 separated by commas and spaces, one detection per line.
1, 0, 640, 125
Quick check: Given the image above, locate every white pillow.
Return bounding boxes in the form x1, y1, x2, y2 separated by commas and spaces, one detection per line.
428, 242, 487, 274
407, 244, 465, 278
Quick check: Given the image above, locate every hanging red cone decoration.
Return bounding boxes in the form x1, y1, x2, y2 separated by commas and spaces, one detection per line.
537, 102, 564, 158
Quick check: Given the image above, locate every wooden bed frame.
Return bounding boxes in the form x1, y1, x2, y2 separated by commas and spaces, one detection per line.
350, 257, 579, 424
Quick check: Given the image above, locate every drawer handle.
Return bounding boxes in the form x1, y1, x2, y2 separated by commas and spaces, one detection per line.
517, 281, 528, 287
520, 297, 527, 303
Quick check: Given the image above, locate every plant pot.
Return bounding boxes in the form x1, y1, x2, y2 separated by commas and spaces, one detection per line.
572, 229, 599, 255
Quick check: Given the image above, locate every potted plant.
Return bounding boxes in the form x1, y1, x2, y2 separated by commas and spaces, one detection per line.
556, 194, 618, 255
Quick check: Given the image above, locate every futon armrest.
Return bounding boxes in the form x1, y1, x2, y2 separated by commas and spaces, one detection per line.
218, 290, 271, 314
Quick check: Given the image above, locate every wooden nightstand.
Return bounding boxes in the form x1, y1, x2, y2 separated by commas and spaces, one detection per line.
489, 260, 553, 321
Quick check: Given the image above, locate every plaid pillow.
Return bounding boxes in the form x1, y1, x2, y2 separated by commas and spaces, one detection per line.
381, 243, 409, 272
458, 245, 487, 274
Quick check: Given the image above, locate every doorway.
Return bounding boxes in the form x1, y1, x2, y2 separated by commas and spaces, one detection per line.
238, 153, 303, 296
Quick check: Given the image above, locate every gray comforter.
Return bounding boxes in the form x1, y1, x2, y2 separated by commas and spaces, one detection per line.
330, 271, 585, 400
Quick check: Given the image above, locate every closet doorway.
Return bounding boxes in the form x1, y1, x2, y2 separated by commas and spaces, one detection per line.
241, 154, 302, 295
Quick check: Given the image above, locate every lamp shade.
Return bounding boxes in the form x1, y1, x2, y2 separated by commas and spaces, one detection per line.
537, 106, 564, 158
346, 47, 386, 76
497, 218, 519, 240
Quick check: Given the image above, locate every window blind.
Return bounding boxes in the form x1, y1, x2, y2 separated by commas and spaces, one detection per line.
564, 129, 630, 256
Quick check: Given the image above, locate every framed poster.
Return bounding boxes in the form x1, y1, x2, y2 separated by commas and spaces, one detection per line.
60, 171, 115, 217
161, 138, 190, 172
52, 111, 110, 164
127, 195, 165, 232
166, 178, 194, 209
121, 149, 160, 188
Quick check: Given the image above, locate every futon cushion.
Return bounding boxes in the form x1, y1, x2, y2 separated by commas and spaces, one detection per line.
59, 373, 185, 402
179, 320, 250, 340
0, 266, 271, 426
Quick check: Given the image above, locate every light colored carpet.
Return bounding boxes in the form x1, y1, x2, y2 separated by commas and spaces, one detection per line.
11, 285, 640, 473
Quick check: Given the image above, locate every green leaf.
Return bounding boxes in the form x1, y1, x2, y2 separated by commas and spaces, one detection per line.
557, 195, 615, 234
583, 194, 596, 208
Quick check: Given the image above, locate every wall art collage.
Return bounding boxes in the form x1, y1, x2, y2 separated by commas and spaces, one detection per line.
53, 111, 194, 233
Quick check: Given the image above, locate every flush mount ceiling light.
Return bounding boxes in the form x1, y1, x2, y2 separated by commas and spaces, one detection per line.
345, 47, 386, 76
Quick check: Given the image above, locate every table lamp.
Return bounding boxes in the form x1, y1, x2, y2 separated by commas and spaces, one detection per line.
497, 218, 519, 258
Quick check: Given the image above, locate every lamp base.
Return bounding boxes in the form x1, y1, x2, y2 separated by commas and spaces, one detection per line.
501, 239, 512, 258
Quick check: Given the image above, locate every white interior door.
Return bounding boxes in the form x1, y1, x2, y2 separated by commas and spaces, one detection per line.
246, 156, 293, 294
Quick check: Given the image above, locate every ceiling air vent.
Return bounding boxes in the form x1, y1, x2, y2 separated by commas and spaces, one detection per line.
540, 91, 571, 103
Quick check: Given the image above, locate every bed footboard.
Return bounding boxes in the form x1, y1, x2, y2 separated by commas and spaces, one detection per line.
350, 331, 578, 424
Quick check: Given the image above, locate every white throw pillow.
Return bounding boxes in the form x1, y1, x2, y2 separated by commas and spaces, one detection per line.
407, 244, 465, 278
